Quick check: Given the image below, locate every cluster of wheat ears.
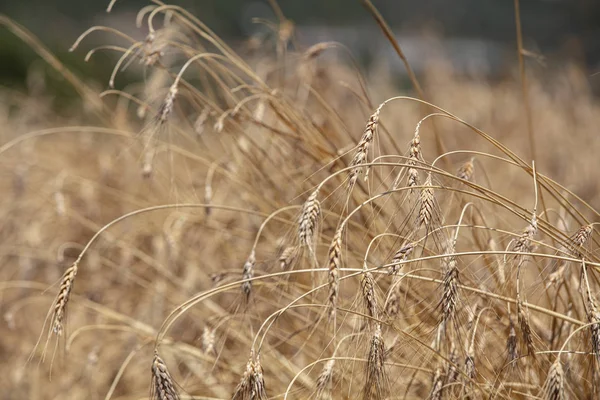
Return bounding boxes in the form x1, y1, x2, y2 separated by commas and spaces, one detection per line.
2, 0, 600, 399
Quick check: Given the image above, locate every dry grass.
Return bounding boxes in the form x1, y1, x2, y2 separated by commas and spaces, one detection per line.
1, 1, 600, 399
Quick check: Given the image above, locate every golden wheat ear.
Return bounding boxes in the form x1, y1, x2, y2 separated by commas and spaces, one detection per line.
232, 355, 268, 400
151, 351, 180, 400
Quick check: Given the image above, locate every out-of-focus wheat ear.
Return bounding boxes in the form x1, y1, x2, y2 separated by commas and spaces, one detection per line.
418, 172, 435, 231
157, 83, 178, 125
348, 107, 381, 189
298, 189, 321, 252
361, 270, 378, 320
385, 278, 400, 318
464, 354, 476, 398
328, 223, 344, 321
507, 318, 518, 365
202, 326, 216, 356
389, 241, 414, 274
142, 83, 179, 178
362, 323, 388, 400
542, 359, 565, 400
589, 309, 600, 369
315, 359, 335, 400
51, 262, 78, 337
151, 351, 180, 400
489, 237, 505, 285
429, 366, 444, 400
517, 300, 536, 359
446, 344, 459, 388
441, 255, 459, 331
241, 250, 256, 303
456, 157, 475, 182
232, 355, 268, 400
279, 246, 298, 270
205, 162, 217, 217
582, 262, 600, 368
194, 107, 210, 137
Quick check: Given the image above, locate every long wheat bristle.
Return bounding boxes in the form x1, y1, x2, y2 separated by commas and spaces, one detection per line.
362, 323, 387, 400
151, 351, 180, 400
542, 360, 565, 400
298, 189, 321, 250
51, 263, 78, 336
349, 108, 381, 188
232, 355, 268, 400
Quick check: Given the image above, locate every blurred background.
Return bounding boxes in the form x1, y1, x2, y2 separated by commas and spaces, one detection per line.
1, 0, 599, 92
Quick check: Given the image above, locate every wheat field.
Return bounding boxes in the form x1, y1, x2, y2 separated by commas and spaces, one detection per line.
1, 1, 600, 399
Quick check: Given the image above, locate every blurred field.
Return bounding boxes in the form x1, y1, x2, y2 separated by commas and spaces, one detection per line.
1, 2, 600, 400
